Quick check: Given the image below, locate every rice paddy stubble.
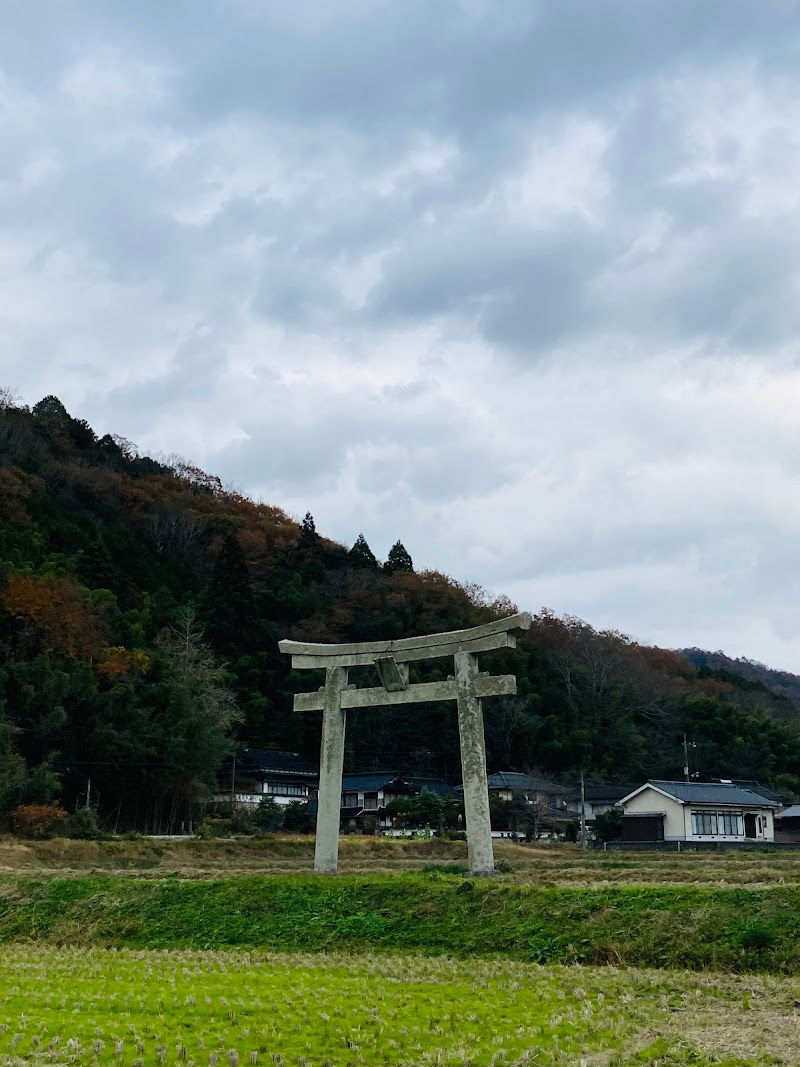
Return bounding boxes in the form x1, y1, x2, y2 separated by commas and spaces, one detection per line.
0, 947, 794, 1067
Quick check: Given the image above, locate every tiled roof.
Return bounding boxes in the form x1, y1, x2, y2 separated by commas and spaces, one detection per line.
580, 783, 640, 803
543, 805, 582, 822
342, 772, 400, 791
638, 780, 778, 807
487, 772, 568, 794
776, 805, 800, 819
720, 780, 790, 804
342, 772, 454, 796
405, 777, 454, 797
238, 749, 319, 776
454, 773, 567, 796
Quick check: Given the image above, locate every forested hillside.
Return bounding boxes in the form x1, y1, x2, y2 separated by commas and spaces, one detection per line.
2, 391, 800, 832
679, 648, 800, 716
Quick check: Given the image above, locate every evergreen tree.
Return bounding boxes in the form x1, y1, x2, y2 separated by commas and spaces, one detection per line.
349, 533, 378, 567
295, 512, 324, 580
299, 512, 318, 544
77, 534, 116, 591
31, 395, 70, 423
385, 540, 413, 574
203, 534, 254, 654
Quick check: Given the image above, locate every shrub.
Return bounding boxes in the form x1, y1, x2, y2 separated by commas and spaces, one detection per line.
283, 801, 314, 834
11, 804, 69, 839
251, 797, 284, 833
594, 808, 623, 842
197, 817, 234, 838
69, 806, 104, 839
229, 808, 256, 835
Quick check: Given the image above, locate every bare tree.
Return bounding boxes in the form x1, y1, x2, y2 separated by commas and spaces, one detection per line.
162, 607, 241, 732
0, 386, 22, 410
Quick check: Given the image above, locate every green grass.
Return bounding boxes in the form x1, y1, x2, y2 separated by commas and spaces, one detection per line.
3, 874, 800, 973
0, 947, 792, 1067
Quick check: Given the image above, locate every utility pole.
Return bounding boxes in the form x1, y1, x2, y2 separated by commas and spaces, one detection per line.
579, 769, 588, 850
683, 735, 697, 783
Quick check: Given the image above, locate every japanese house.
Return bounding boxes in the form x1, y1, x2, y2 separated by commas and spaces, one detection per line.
618, 780, 777, 843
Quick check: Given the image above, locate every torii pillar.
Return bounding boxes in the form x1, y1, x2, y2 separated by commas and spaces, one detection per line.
280, 612, 531, 876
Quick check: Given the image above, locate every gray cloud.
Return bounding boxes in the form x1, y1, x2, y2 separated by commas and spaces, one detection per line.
3, 2, 800, 666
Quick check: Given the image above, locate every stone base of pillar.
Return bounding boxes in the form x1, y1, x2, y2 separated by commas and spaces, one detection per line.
465, 868, 501, 878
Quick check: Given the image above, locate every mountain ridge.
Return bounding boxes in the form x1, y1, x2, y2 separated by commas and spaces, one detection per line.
2, 390, 800, 830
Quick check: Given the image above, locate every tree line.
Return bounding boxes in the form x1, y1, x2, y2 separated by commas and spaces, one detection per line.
2, 391, 800, 832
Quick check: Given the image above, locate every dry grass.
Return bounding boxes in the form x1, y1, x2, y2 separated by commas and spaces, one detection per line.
1, 835, 800, 887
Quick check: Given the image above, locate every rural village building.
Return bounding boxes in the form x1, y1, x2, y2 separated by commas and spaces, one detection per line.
216, 749, 319, 808
569, 782, 640, 823
455, 772, 581, 837
618, 780, 777, 843
340, 772, 453, 830
477, 771, 570, 806
774, 805, 800, 842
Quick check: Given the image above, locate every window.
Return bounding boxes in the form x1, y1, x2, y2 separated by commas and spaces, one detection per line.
719, 812, 743, 836
691, 810, 744, 836
342, 792, 359, 807
265, 783, 307, 797
691, 811, 717, 835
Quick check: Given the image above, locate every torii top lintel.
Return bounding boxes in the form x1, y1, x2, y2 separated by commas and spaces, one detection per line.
278, 611, 532, 670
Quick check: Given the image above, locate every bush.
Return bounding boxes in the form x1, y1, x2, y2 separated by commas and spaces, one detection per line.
229, 808, 256, 835
11, 804, 69, 839
283, 801, 315, 834
251, 797, 284, 833
197, 817, 234, 838
69, 806, 104, 839
594, 808, 623, 842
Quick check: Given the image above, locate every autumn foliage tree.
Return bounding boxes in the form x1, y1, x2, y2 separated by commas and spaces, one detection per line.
2, 575, 106, 659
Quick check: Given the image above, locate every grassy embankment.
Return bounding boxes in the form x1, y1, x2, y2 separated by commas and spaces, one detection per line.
0, 946, 797, 1067
1, 872, 800, 972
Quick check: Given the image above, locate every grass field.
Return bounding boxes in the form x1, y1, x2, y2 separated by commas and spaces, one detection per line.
3, 839, 800, 1065
0, 946, 797, 1067
3, 836, 800, 887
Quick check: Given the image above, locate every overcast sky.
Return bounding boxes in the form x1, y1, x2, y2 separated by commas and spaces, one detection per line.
3, 1, 800, 668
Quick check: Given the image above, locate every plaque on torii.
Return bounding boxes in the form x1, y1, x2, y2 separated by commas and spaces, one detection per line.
279, 611, 532, 875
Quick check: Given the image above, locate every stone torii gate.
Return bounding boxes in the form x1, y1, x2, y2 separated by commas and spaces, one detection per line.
279, 611, 532, 875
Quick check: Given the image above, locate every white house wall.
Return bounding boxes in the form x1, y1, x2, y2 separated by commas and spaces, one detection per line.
623, 787, 684, 838
623, 786, 775, 842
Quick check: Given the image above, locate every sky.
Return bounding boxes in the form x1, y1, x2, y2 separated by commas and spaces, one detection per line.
3, 1, 800, 668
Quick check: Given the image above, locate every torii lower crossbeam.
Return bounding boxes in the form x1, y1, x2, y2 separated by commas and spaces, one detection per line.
279, 612, 531, 875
